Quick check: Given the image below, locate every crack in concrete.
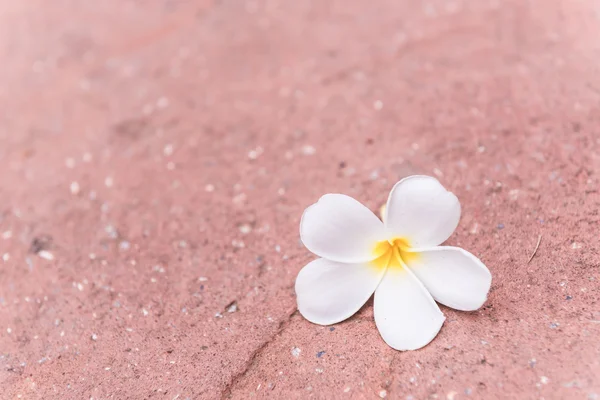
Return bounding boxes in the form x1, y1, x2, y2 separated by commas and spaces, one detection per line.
219, 307, 298, 399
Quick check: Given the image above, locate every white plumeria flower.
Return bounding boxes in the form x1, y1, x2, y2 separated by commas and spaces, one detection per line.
295, 175, 492, 351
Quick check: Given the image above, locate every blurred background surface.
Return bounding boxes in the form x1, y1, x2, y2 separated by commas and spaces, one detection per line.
0, 0, 599, 398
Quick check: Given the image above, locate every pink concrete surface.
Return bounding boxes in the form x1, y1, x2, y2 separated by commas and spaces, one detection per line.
0, 0, 599, 399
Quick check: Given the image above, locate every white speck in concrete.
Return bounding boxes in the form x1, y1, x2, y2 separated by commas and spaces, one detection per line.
529, 358, 537, 367
291, 347, 301, 358
301, 145, 316, 155
232, 239, 245, 248
70, 181, 80, 195
227, 303, 238, 313
38, 251, 54, 261
232, 193, 247, 205
248, 147, 263, 160
379, 390, 387, 398
238, 224, 252, 234
163, 144, 174, 156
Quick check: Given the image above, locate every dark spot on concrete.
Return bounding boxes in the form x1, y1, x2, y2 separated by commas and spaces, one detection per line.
29, 235, 52, 254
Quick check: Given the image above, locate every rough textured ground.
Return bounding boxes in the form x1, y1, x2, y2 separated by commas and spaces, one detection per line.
1, 0, 599, 399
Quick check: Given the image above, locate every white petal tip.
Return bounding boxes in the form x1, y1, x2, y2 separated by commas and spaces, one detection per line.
380, 314, 446, 351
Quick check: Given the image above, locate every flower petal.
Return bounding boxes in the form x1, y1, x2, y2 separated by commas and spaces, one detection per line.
300, 194, 387, 263
374, 264, 445, 351
384, 176, 461, 247
295, 258, 385, 325
403, 246, 492, 311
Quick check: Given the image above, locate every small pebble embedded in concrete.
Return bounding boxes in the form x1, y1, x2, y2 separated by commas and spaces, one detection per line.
37, 251, 54, 261
529, 358, 537, 367
227, 303, 238, 313
291, 347, 301, 358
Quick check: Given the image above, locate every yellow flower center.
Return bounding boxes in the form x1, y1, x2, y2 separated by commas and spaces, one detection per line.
371, 238, 420, 271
